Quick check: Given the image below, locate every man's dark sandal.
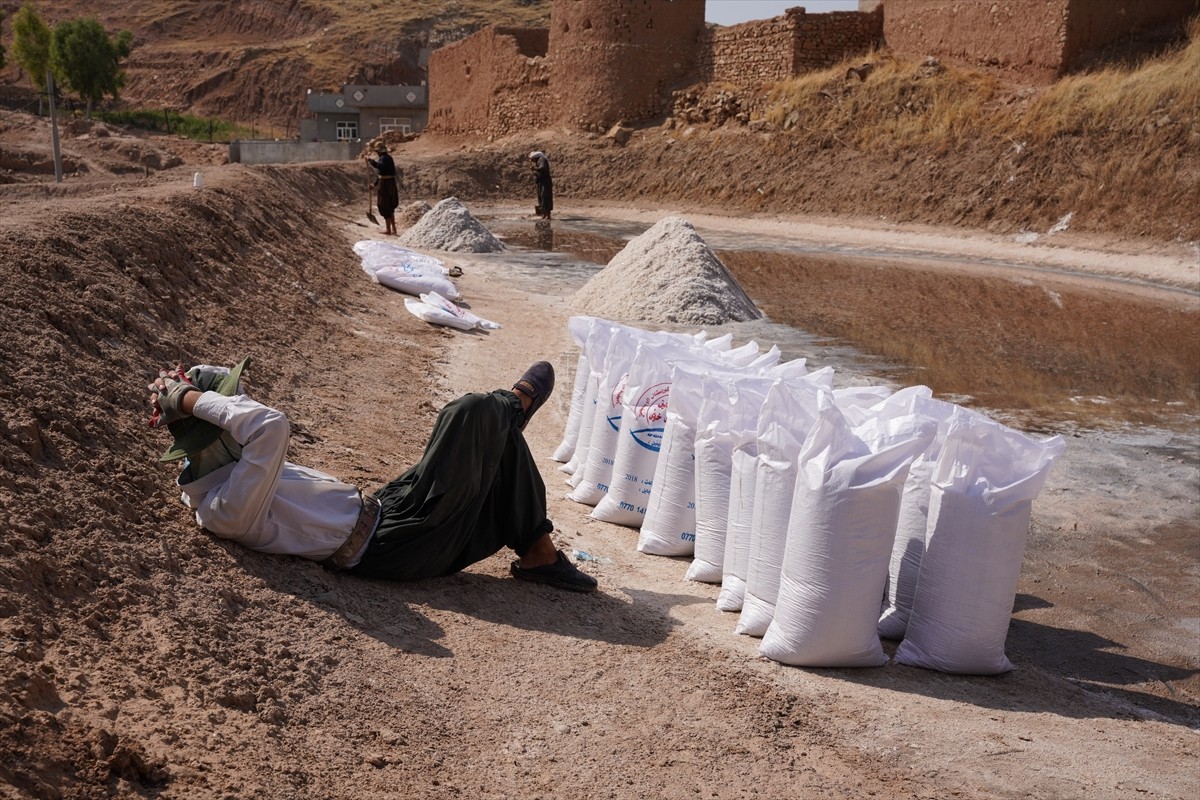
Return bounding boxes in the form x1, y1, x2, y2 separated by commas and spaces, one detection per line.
510, 550, 598, 593
513, 361, 554, 432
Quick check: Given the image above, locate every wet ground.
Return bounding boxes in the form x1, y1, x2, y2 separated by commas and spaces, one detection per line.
489, 214, 1200, 441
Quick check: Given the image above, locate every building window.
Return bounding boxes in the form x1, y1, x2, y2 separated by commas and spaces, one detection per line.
380, 117, 413, 135
336, 121, 358, 141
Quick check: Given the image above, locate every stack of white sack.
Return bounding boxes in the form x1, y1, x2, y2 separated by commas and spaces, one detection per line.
353, 240, 461, 300
566, 323, 726, 507
591, 338, 785, 530
551, 318, 1065, 675
758, 387, 940, 667
404, 291, 500, 332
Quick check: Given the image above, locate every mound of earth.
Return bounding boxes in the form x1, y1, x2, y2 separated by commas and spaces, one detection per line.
397, 196, 505, 253
570, 216, 762, 326
398, 200, 432, 228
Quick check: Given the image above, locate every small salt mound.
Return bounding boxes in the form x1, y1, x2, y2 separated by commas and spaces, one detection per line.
397, 197, 505, 253
570, 216, 761, 326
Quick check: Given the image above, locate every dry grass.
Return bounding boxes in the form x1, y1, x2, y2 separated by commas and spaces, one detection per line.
765, 54, 1000, 150
1025, 16, 1200, 141
763, 16, 1198, 152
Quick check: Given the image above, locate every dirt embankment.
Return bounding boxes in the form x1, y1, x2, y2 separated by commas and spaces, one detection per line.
0, 164, 444, 795
1, 147, 1197, 798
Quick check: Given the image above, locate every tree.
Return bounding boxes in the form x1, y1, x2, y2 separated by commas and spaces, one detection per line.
50, 17, 133, 117
1, 12, 7, 71
11, 3, 53, 88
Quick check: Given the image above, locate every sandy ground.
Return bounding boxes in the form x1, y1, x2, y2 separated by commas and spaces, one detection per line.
0, 159, 1197, 799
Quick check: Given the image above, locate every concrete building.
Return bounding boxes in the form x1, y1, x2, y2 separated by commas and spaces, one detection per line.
299, 83, 429, 142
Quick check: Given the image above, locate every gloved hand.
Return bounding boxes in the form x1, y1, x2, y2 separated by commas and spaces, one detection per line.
147, 367, 198, 428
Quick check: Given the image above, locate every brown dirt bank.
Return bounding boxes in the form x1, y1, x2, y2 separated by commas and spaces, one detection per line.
389, 124, 1200, 245
0, 159, 1197, 800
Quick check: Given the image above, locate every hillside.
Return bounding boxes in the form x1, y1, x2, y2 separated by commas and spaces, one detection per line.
0, 0, 552, 126
2, 2, 1196, 243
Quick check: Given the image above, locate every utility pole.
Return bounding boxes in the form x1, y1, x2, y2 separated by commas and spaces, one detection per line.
47, 70, 63, 183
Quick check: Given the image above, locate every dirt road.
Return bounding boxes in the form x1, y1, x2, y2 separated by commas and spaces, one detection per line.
0, 162, 1196, 799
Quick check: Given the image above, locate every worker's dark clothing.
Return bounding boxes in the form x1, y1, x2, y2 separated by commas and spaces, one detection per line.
352, 390, 551, 581
368, 152, 400, 219
532, 154, 553, 217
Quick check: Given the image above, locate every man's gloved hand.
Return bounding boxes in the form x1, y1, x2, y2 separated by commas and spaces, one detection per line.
147, 366, 198, 428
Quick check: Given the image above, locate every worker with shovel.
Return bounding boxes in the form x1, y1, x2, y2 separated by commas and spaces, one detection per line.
365, 143, 400, 235
146, 358, 597, 593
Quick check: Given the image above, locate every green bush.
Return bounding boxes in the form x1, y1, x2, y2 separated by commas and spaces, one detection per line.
94, 108, 254, 142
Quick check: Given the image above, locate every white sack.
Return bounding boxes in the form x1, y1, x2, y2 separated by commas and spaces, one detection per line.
553, 354, 590, 463
736, 370, 833, 637
877, 395, 962, 641
563, 369, 599, 485
353, 241, 450, 275
569, 326, 693, 506
717, 358, 816, 610
759, 392, 937, 667
367, 265, 461, 300
637, 363, 708, 556
404, 298, 474, 330
894, 416, 1065, 675
562, 319, 621, 485
569, 330, 641, 506
592, 340, 698, 527
716, 377, 776, 611
553, 316, 606, 463
685, 373, 739, 584
417, 291, 500, 331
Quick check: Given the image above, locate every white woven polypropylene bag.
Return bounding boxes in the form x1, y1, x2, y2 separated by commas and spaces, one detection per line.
894, 415, 1065, 675
736, 372, 832, 637
759, 392, 936, 667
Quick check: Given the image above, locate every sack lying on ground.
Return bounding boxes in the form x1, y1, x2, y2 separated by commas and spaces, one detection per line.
353, 240, 450, 275
357, 240, 461, 300
403, 291, 500, 332
894, 414, 1065, 675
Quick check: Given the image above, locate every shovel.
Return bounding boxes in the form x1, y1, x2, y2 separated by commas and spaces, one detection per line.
366, 167, 379, 225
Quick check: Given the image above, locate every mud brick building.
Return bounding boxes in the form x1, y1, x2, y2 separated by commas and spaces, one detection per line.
427, 0, 1198, 138
883, 0, 1199, 81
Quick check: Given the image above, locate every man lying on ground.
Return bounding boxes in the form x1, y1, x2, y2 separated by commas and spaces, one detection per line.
146, 357, 597, 593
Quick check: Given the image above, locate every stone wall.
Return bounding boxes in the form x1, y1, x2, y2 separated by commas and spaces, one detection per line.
701, 14, 797, 85
427, 27, 551, 138
700, 7, 883, 86
546, 0, 706, 129
882, 0, 1197, 81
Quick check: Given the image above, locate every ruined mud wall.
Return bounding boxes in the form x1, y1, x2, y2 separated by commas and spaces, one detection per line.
547, 0, 706, 130
1062, 0, 1198, 69
882, 0, 1070, 81
700, 7, 883, 85
427, 27, 551, 138
882, 0, 1197, 80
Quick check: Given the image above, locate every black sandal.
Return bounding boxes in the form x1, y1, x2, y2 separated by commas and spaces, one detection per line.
512, 361, 554, 431
510, 550, 597, 593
